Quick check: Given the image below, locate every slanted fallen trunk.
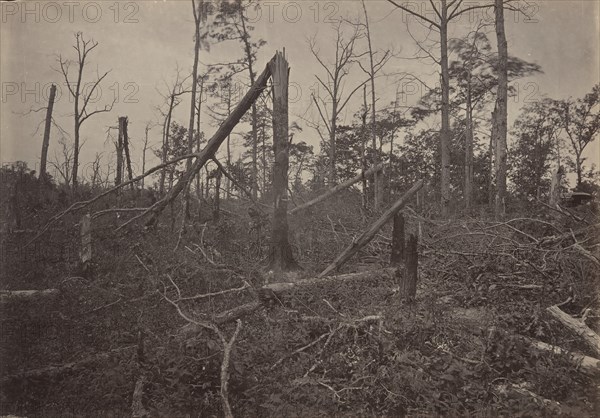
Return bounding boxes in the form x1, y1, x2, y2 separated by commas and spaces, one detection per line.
145, 57, 275, 225
289, 163, 385, 215
0, 289, 59, 305
547, 305, 600, 357
318, 180, 424, 278
489, 327, 600, 378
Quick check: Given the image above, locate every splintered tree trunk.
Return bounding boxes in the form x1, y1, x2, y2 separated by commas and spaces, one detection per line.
116, 119, 124, 187
390, 212, 405, 266
494, 0, 508, 219
147, 58, 274, 224
400, 234, 418, 298
120, 117, 134, 189
39, 84, 56, 182
549, 166, 563, 206
268, 51, 299, 273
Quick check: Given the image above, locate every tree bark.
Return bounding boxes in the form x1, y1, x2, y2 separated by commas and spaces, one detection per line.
390, 211, 405, 266
494, 0, 508, 219
116, 118, 124, 187
39, 84, 56, 182
319, 180, 424, 278
547, 305, 600, 358
268, 51, 299, 273
121, 117, 134, 188
400, 233, 418, 298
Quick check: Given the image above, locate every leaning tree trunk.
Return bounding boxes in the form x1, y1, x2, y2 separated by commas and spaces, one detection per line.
39, 84, 56, 182
268, 51, 299, 273
494, 0, 508, 219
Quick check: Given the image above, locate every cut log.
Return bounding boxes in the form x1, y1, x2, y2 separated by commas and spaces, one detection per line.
318, 180, 424, 278
0, 289, 59, 305
289, 163, 385, 215
547, 305, 600, 357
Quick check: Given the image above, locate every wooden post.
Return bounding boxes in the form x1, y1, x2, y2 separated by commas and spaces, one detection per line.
268, 50, 299, 273
319, 180, 423, 278
400, 233, 418, 298
390, 212, 405, 266
39, 84, 56, 182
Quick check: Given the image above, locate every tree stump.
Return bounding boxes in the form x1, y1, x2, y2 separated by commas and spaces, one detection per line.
390, 212, 405, 266
400, 234, 418, 298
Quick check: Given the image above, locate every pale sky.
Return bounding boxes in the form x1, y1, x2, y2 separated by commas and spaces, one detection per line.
1, 0, 599, 182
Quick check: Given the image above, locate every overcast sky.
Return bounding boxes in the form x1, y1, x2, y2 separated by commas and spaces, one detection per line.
1, 0, 598, 182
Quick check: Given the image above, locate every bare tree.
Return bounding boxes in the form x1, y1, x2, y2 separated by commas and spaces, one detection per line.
308, 20, 367, 185
49, 136, 75, 186
357, 0, 391, 209
386, 0, 494, 216
57, 32, 115, 190
156, 68, 190, 194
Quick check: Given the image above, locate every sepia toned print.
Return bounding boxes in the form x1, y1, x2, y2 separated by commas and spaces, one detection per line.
1, 0, 599, 416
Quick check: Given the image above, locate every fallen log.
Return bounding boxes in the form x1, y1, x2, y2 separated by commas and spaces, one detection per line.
178, 268, 395, 339
318, 180, 424, 278
489, 327, 600, 378
0, 289, 59, 304
2, 345, 136, 382
289, 163, 385, 215
546, 305, 600, 357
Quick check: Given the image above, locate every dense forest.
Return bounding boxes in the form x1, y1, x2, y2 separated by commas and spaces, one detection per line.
1, 0, 599, 416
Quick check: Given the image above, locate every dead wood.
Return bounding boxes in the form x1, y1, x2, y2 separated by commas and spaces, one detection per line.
0, 289, 59, 304
546, 305, 600, 357
489, 327, 600, 378
2, 345, 136, 381
289, 163, 385, 215
177, 268, 395, 339
319, 180, 424, 278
